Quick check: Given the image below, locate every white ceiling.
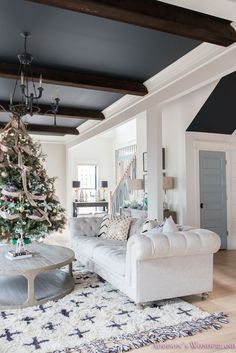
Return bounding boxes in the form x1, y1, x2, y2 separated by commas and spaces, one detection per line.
160, 0, 236, 22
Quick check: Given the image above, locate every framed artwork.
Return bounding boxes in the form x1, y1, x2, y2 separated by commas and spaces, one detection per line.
143, 152, 147, 172
143, 174, 148, 193
143, 148, 165, 172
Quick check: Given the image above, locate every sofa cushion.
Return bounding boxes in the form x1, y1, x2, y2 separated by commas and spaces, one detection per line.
70, 217, 102, 238
76, 236, 109, 258
93, 242, 126, 276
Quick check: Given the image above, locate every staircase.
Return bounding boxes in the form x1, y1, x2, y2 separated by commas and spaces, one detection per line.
110, 154, 136, 214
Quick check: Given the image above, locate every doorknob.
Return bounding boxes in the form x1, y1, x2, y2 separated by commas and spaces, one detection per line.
200, 203, 204, 209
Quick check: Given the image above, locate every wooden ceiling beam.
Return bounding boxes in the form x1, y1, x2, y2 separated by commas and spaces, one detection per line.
0, 100, 105, 120
0, 121, 79, 135
0, 62, 147, 96
27, 0, 236, 47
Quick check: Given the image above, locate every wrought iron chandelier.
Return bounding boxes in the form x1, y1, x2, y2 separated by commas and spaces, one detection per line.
9, 32, 60, 119
9, 32, 44, 118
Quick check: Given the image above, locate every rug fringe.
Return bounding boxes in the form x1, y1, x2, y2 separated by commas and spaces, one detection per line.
52, 312, 228, 353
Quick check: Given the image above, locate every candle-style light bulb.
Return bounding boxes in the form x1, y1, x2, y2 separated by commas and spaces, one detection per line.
21, 72, 24, 85
55, 89, 59, 99
39, 74, 42, 88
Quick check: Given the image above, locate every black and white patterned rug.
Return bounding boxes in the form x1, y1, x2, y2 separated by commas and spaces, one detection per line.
0, 265, 228, 353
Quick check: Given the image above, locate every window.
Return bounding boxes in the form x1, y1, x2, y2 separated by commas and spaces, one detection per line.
78, 164, 97, 192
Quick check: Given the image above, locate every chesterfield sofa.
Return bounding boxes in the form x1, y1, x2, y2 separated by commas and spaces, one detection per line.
69, 217, 221, 305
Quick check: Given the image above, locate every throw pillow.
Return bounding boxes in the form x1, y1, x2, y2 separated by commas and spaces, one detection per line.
155, 221, 165, 233
101, 216, 131, 241
98, 214, 110, 237
163, 216, 178, 233
129, 216, 147, 238
141, 219, 159, 234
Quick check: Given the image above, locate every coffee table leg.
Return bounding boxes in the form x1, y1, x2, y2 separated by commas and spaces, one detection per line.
69, 262, 73, 277
27, 274, 36, 305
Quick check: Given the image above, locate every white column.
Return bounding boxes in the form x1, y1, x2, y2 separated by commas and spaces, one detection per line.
146, 105, 163, 220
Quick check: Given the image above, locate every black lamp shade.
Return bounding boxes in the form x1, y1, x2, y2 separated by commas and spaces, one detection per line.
72, 181, 80, 188
100, 180, 108, 188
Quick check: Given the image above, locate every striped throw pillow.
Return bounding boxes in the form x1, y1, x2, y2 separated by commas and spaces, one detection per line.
98, 214, 110, 237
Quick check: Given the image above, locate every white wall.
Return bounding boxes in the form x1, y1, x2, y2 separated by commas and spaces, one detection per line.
113, 119, 136, 151
66, 135, 114, 217
136, 112, 147, 179
41, 142, 66, 208
162, 80, 219, 224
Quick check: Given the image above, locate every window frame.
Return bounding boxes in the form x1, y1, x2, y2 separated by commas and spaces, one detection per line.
77, 164, 98, 191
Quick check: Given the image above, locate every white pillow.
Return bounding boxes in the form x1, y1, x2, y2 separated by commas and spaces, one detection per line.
163, 216, 178, 233
129, 217, 147, 237
141, 219, 159, 234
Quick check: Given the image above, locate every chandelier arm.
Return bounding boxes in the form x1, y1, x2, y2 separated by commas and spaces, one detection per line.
30, 63, 38, 102
0, 104, 7, 113
12, 63, 23, 103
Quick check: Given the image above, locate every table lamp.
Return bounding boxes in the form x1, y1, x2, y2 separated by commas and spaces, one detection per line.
128, 179, 144, 204
100, 181, 108, 201
72, 181, 80, 202
163, 176, 174, 210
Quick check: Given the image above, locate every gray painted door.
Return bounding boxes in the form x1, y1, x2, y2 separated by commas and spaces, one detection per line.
199, 150, 227, 249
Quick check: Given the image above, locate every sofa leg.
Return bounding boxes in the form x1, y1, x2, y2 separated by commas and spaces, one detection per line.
201, 292, 209, 300
136, 303, 144, 310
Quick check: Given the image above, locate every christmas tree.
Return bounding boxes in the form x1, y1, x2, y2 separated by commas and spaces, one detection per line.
0, 116, 66, 242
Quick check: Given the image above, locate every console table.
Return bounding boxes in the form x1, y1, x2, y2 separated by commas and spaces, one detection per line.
73, 201, 109, 217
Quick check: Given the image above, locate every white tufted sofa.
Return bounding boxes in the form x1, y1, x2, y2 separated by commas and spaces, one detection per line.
69, 217, 221, 304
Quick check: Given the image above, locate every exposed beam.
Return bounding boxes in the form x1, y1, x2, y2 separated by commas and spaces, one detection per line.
0, 62, 147, 96
27, 0, 236, 47
0, 121, 79, 135
0, 100, 105, 120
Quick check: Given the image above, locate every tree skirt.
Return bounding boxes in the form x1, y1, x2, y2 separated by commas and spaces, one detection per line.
0, 265, 228, 353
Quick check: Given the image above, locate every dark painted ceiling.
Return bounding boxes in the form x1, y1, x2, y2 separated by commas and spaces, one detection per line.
0, 0, 200, 133
187, 71, 236, 135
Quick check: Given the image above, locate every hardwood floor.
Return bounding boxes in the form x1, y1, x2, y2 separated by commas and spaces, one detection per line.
133, 250, 236, 353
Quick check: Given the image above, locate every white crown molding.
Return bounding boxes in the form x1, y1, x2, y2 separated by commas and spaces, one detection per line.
231, 22, 236, 31
67, 42, 236, 149
160, 0, 236, 22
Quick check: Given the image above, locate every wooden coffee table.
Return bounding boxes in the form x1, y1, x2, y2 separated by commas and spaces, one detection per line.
0, 243, 75, 309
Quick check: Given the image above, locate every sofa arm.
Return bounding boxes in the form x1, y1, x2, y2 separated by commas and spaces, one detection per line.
127, 229, 221, 260
69, 217, 102, 238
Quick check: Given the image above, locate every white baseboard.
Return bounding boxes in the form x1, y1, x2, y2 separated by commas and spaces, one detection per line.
227, 236, 236, 250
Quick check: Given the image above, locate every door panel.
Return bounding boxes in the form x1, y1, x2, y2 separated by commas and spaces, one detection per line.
199, 150, 227, 249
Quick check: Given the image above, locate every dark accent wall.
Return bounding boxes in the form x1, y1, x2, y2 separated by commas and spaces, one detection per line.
187, 71, 236, 135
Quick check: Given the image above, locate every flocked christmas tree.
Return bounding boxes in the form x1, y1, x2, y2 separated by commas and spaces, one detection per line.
0, 116, 66, 242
